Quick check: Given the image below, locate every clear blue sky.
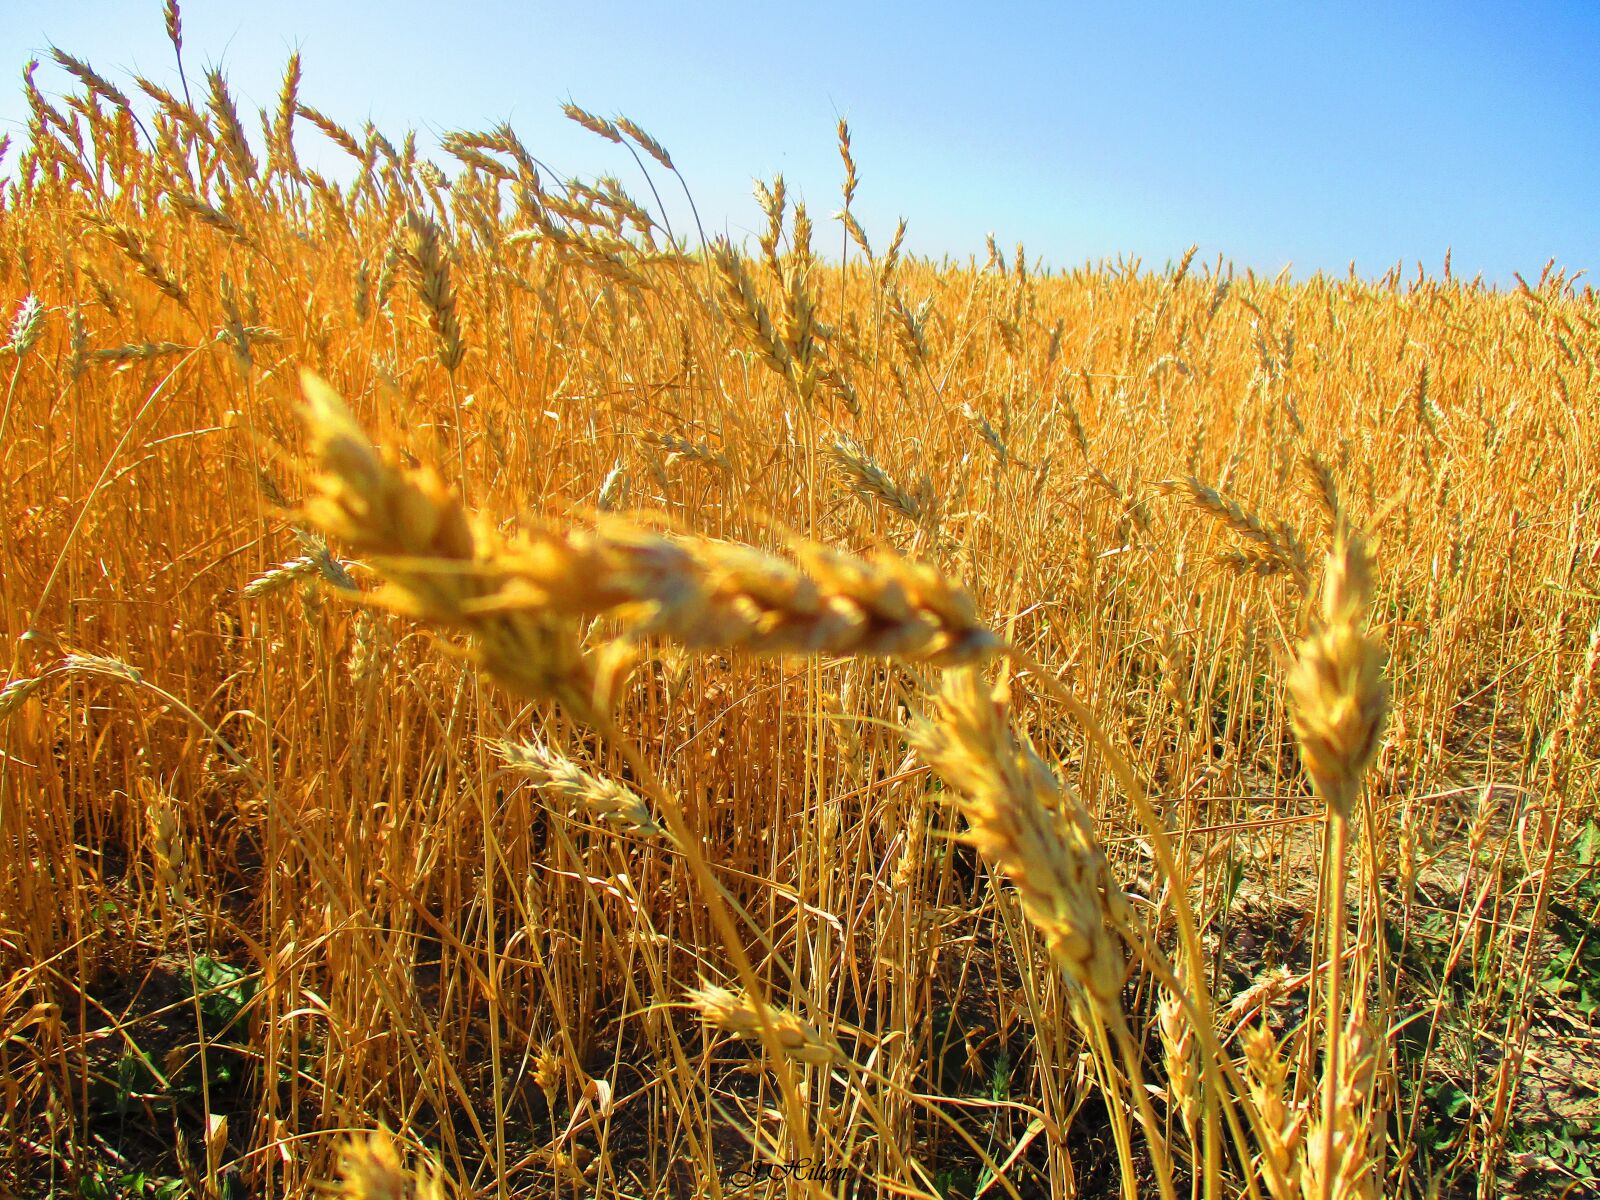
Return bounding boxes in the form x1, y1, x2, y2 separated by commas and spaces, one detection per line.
3, 2, 1596, 284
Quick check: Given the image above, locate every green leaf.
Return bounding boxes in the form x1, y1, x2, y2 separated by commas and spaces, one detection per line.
1577, 820, 1600, 868
191, 956, 257, 1036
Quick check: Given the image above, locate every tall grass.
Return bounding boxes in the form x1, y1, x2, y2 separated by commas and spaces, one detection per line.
1, 15, 1597, 1199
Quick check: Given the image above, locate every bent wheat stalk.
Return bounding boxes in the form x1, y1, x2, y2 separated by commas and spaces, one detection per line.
488, 520, 998, 665
303, 374, 998, 672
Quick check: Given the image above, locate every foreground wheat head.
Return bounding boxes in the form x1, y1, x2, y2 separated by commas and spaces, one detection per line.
300, 371, 602, 720
912, 669, 1129, 1013
300, 372, 1001, 677
1287, 526, 1389, 819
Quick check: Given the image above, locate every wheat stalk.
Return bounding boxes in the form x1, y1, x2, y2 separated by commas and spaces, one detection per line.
826, 432, 927, 524
911, 668, 1176, 1200
398, 214, 465, 372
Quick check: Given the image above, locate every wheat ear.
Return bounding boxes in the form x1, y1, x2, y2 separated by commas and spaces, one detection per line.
298, 371, 597, 721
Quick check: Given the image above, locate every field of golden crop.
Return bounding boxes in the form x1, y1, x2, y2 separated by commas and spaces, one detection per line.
2, 22, 1599, 1200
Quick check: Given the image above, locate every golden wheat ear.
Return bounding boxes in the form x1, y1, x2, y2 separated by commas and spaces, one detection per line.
687, 982, 840, 1067
335, 1130, 447, 1200
909, 668, 1128, 1013
296, 371, 602, 721
1287, 523, 1389, 818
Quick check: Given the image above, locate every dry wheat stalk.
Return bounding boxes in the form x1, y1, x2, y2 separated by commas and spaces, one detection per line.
615, 116, 673, 170
837, 118, 858, 209
60, 653, 143, 683
49, 48, 134, 113
0, 674, 46, 719
5, 295, 43, 357
791, 202, 814, 264
596, 459, 630, 512
335, 1130, 446, 1200
562, 102, 622, 144
347, 608, 381, 685
826, 432, 927, 524
88, 340, 193, 363
1300, 1017, 1379, 1200
295, 102, 363, 161
80, 212, 192, 310
818, 365, 862, 418
711, 238, 791, 380
136, 779, 191, 939
962, 402, 1022, 468
204, 68, 258, 180
493, 520, 997, 665
780, 255, 820, 401
755, 175, 787, 271
134, 75, 198, 133
166, 190, 256, 249
162, 0, 183, 61
1287, 527, 1387, 1200
879, 218, 907, 287
642, 431, 729, 472
398, 213, 465, 372
1301, 451, 1341, 530
1543, 610, 1600, 790
241, 556, 322, 599
303, 375, 999, 689
1161, 474, 1311, 587
270, 52, 302, 178
1157, 989, 1199, 1147
910, 669, 1183, 1200
838, 207, 872, 259
1243, 1023, 1305, 1199
887, 288, 930, 364
442, 135, 516, 181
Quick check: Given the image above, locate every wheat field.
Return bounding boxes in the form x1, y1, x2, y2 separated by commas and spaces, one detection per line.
2, 14, 1599, 1200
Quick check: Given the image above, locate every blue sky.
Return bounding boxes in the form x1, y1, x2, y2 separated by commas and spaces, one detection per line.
3, 2, 1595, 284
